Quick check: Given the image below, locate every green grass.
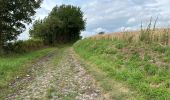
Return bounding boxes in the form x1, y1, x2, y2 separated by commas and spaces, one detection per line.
74, 38, 170, 100
0, 47, 56, 89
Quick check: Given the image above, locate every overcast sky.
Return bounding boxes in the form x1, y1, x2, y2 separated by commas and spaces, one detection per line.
18, 0, 170, 40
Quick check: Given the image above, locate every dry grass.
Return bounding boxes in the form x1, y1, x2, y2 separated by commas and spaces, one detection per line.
91, 18, 170, 45
91, 28, 170, 45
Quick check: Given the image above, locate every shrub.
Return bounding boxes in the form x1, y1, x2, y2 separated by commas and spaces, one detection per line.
98, 32, 105, 35
4, 39, 44, 53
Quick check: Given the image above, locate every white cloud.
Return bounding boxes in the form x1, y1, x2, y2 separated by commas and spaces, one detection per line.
127, 18, 136, 24
117, 26, 139, 32
81, 31, 93, 38
18, 31, 30, 40
94, 27, 108, 33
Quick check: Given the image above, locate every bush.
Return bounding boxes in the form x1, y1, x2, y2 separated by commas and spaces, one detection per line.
4, 39, 44, 53
98, 32, 105, 35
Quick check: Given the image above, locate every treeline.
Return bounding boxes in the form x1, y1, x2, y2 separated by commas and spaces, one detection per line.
0, 0, 85, 54
30, 5, 86, 45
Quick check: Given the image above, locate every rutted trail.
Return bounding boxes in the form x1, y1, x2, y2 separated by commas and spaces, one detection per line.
6, 47, 106, 100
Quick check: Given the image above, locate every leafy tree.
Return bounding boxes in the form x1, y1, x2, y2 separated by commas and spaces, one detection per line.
30, 4, 86, 44
0, 0, 42, 52
30, 17, 63, 45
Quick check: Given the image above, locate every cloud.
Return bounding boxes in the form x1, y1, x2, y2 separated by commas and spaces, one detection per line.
94, 27, 108, 33
19, 0, 170, 40
127, 18, 136, 24
130, 0, 157, 5
18, 31, 30, 40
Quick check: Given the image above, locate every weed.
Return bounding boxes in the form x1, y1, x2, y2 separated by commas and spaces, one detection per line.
144, 54, 152, 61
115, 42, 125, 49
144, 64, 158, 75
46, 88, 56, 98
104, 48, 117, 54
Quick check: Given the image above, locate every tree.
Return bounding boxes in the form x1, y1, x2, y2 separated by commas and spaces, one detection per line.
30, 17, 63, 45
0, 0, 42, 52
30, 4, 86, 44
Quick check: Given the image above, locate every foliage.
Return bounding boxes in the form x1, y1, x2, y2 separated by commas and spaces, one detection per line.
0, 0, 42, 52
98, 32, 105, 35
30, 5, 86, 45
3, 39, 44, 53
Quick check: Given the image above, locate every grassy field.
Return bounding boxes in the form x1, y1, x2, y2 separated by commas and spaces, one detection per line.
0, 47, 56, 89
74, 34, 170, 99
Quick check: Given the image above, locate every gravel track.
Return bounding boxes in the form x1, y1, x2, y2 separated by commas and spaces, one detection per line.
6, 47, 106, 100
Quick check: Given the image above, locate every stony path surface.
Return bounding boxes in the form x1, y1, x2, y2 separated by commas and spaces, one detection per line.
6, 47, 106, 100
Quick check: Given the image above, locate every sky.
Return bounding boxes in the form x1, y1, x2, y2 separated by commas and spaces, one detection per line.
18, 0, 170, 40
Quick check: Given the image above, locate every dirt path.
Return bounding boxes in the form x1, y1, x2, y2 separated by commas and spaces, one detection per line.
6, 47, 107, 100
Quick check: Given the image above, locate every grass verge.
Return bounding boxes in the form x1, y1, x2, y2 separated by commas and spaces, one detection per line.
74, 38, 170, 100
0, 47, 56, 90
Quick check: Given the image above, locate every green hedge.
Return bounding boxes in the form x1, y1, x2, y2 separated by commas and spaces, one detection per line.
4, 39, 44, 53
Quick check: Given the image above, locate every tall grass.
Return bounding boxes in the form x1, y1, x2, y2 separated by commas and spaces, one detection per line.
91, 18, 170, 46
139, 17, 170, 45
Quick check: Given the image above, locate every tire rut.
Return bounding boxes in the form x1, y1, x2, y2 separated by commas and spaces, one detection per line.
50, 48, 106, 100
